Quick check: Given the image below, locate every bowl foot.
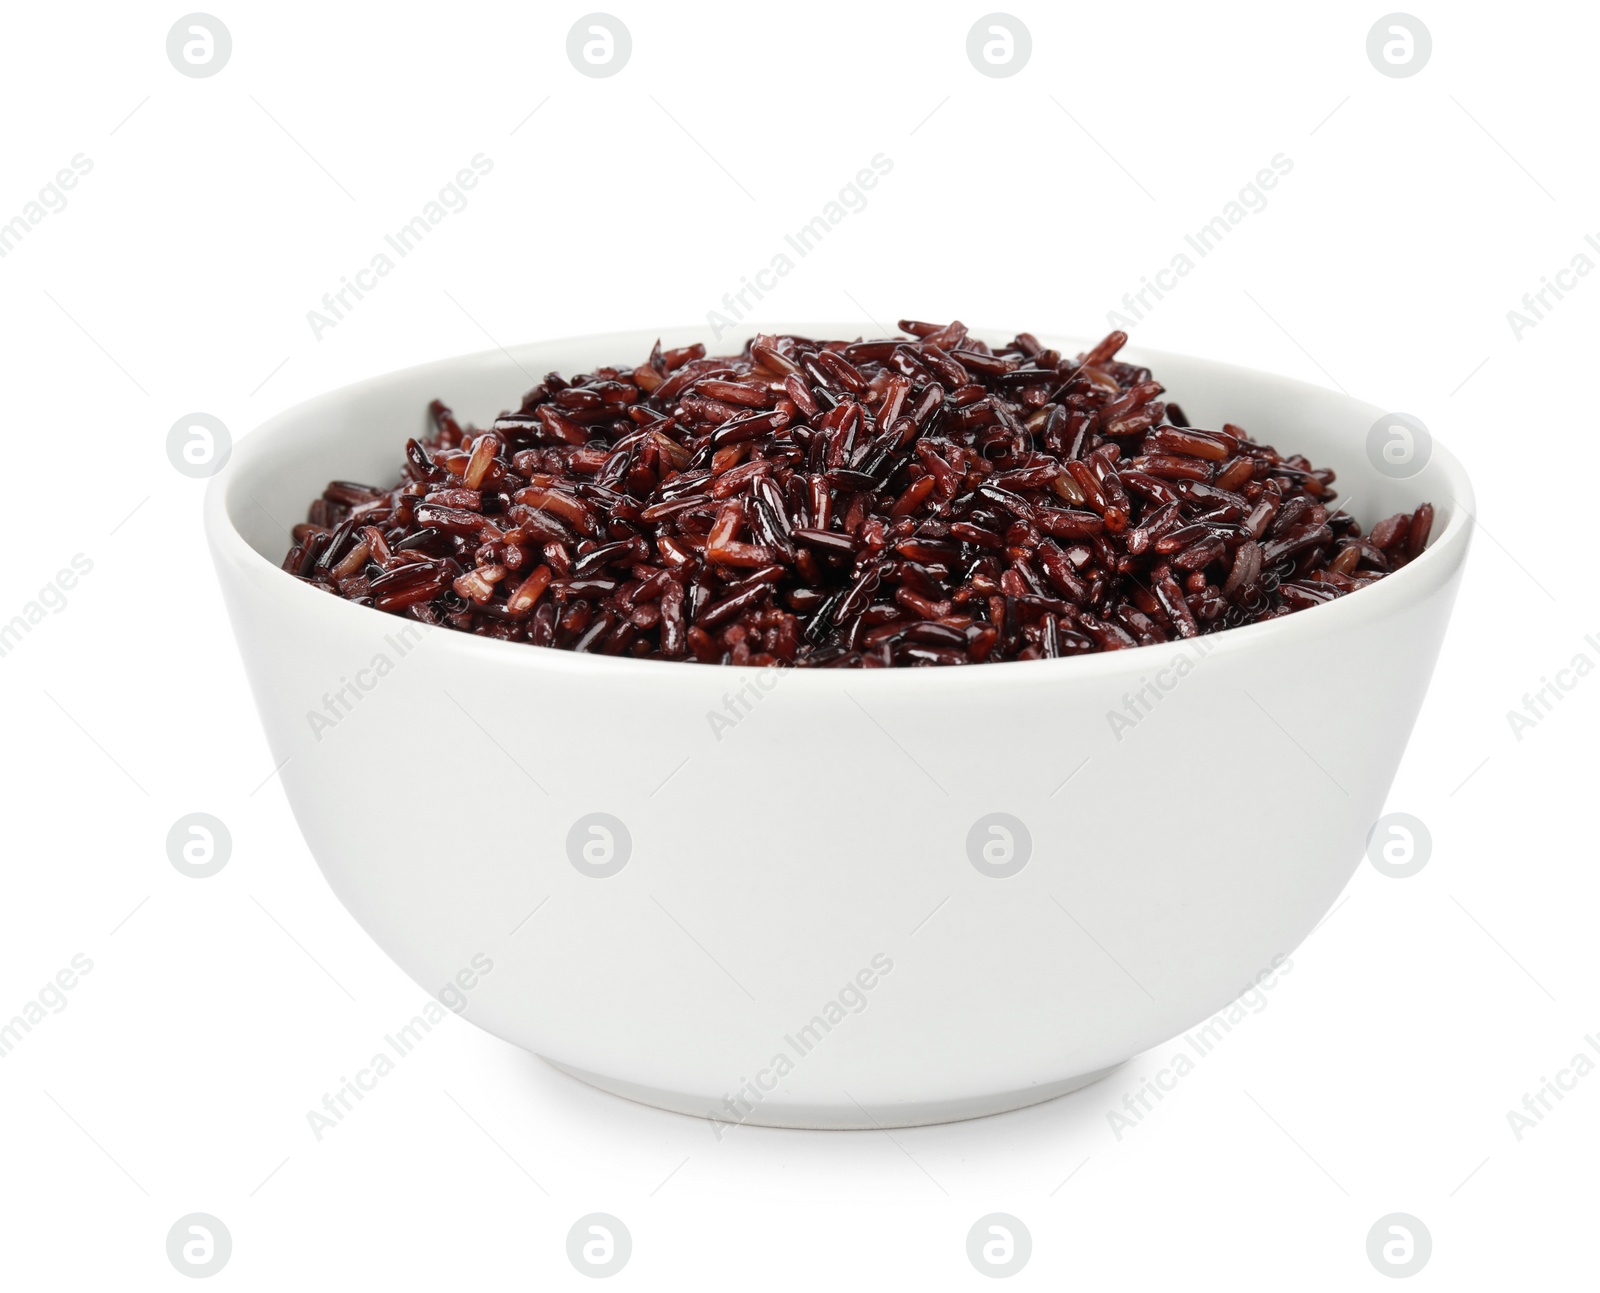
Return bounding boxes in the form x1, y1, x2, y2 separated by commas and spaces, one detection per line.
540, 1059, 1125, 1130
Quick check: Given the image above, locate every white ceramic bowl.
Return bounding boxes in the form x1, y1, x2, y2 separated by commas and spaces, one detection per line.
205, 326, 1472, 1129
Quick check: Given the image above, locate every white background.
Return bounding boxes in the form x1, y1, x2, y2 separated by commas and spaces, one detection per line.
2, 0, 1596, 1287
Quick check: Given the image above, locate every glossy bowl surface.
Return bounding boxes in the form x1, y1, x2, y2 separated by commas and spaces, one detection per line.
205, 327, 1472, 1128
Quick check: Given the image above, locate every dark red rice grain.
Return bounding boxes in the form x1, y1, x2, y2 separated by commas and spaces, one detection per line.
283, 324, 1434, 667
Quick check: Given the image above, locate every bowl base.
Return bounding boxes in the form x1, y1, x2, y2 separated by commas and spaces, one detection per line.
541, 1059, 1126, 1130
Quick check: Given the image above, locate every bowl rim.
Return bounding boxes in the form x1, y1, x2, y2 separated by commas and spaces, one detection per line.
204, 324, 1476, 689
